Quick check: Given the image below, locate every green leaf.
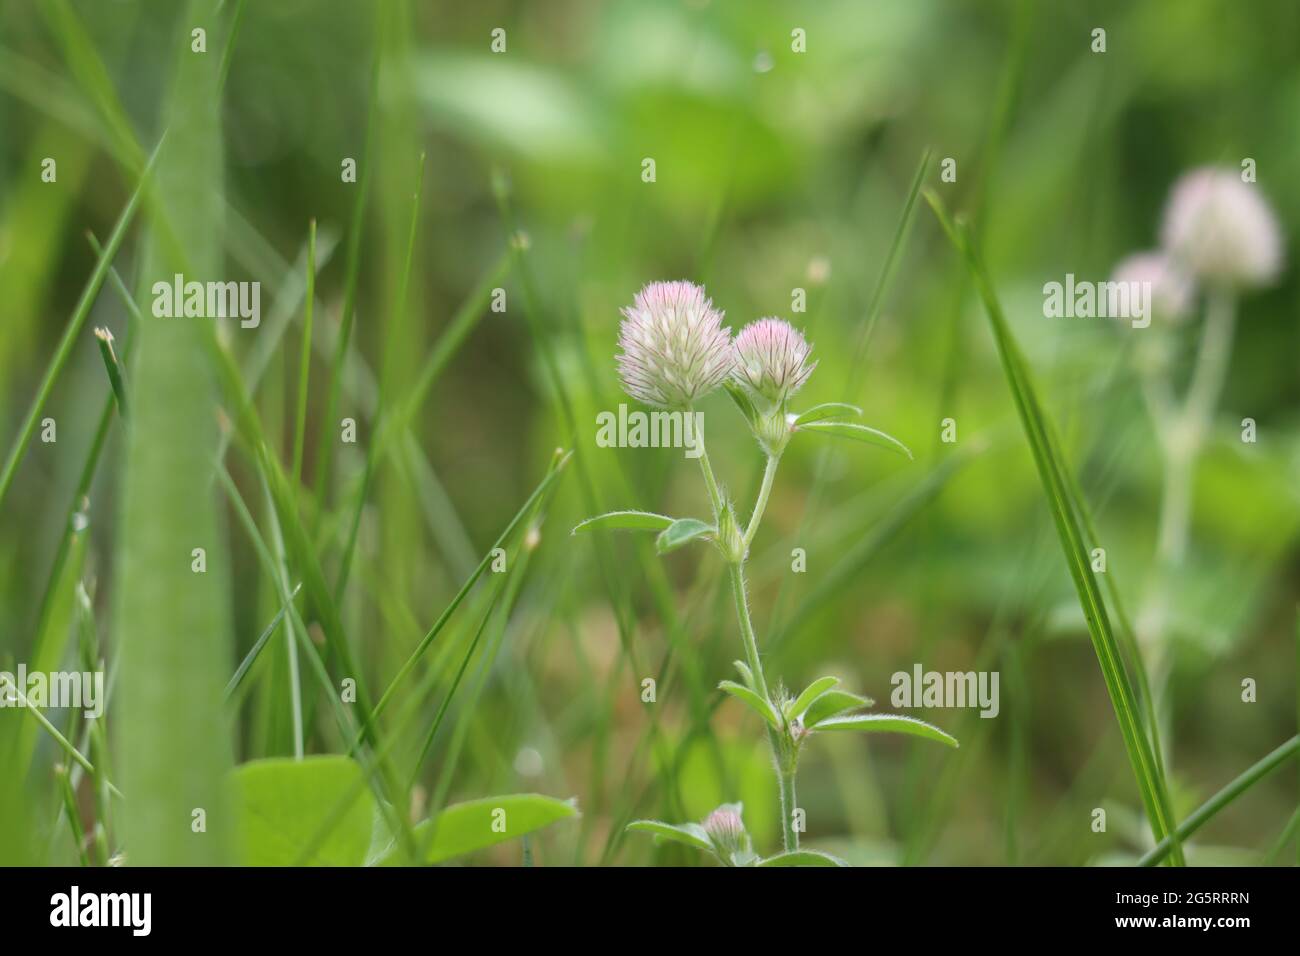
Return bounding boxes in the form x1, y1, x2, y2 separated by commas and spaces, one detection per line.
231, 757, 375, 866
789, 676, 840, 719
626, 819, 713, 853
803, 690, 874, 727
811, 714, 958, 748
723, 380, 762, 430
718, 680, 782, 730
733, 660, 755, 691
792, 403, 862, 426
571, 510, 675, 535
382, 794, 579, 865
797, 421, 913, 460
926, 190, 1182, 864
656, 517, 714, 554
759, 849, 849, 867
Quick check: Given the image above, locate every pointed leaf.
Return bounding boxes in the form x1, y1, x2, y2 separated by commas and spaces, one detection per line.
811, 713, 958, 748
789, 676, 840, 719
723, 380, 761, 429
792, 403, 862, 426
759, 849, 849, 867
797, 421, 913, 460
655, 517, 714, 554
626, 819, 713, 853
718, 680, 781, 730
733, 660, 755, 692
803, 689, 874, 726
571, 510, 675, 535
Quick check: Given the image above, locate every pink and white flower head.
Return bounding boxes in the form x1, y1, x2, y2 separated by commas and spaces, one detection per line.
731, 317, 816, 409
617, 281, 733, 408
703, 803, 750, 858
1111, 250, 1194, 324
1160, 167, 1284, 288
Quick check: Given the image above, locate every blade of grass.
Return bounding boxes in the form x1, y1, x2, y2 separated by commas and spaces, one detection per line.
312, 10, 383, 522
1139, 735, 1299, 866
927, 191, 1183, 865
290, 219, 317, 488
336, 153, 425, 595
116, 2, 232, 866
367, 450, 572, 728
0, 137, 161, 513
224, 583, 302, 701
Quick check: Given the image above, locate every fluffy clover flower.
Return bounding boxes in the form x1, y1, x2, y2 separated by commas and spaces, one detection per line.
731, 317, 816, 408
703, 804, 751, 859
616, 281, 733, 408
1111, 250, 1194, 323
1160, 167, 1283, 288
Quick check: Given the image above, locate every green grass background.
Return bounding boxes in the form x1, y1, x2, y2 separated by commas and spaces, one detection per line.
0, 0, 1297, 865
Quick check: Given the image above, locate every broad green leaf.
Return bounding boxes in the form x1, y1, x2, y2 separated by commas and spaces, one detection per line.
572, 510, 675, 535
792, 403, 862, 426
656, 517, 714, 554
797, 421, 913, 460
789, 676, 840, 719
732, 659, 755, 691
626, 819, 713, 853
759, 849, 849, 867
382, 793, 579, 865
231, 757, 375, 866
803, 690, 874, 727
811, 714, 958, 748
718, 680, 781, 730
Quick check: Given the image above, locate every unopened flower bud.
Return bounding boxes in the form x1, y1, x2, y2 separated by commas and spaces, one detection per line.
732, 317, 816, 410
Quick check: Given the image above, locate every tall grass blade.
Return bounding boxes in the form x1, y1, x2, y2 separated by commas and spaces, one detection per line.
926, 191, 1184, 865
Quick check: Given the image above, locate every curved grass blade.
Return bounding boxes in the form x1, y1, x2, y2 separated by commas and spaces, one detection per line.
0, 135, 161, 513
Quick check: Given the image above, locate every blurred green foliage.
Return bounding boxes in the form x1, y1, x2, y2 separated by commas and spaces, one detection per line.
0, 0, 1297, 865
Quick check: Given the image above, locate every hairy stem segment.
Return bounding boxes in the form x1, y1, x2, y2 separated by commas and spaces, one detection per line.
777, 755, 800, 852
744, 454, 781, 552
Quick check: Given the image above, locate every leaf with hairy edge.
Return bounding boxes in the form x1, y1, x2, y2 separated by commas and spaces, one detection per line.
571, 510, 675, 535
733, 660, 755, 691
718, 680, 781, 730
812, 714, 958, 748
792, 403, 862, 426
656, 518, 714, 554
803, 690, 874, 727
797, 421, 913, 460
626, 819, 713, 853
789, 676, 840, 719
759, 849, 849, 867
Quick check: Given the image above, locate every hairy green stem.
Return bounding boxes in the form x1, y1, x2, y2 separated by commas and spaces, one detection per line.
744, 454, 780, 552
